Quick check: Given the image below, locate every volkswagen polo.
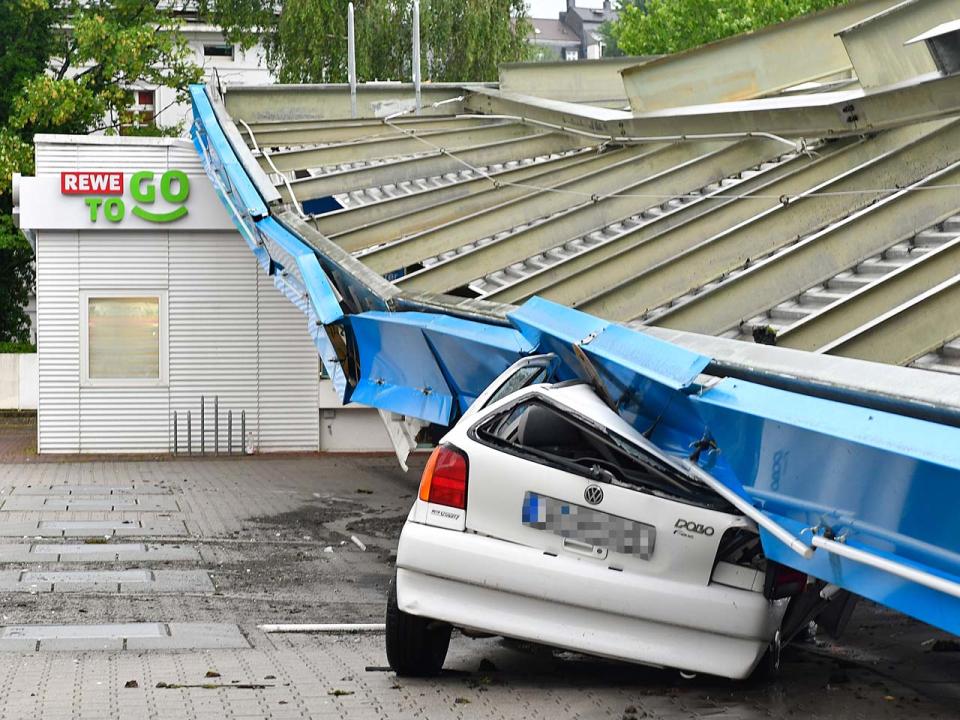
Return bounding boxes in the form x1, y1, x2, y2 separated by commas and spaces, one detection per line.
385, 354, 810, 679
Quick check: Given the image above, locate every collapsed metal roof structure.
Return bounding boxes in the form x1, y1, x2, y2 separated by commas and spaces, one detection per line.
216, 0, 960, 376
190, 0, 960, 641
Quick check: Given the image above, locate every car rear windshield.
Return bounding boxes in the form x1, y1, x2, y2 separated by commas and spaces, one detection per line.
475, 398, 732, 512
483, 364, 551, 409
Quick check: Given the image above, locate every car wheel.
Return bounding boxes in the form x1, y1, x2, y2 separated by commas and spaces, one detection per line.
385, 575, 451, 677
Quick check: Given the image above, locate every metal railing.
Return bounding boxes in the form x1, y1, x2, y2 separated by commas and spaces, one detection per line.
172, 396, 247, 456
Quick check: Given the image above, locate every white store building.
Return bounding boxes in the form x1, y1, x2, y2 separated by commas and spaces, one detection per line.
13, 134, 393, 455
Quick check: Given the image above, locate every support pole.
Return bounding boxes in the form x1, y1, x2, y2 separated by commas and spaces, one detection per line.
200, 396, 205, 455
214, 395, 219, 455
412, 0, 421, 115
228, 410, 233, 455
348, 2, 357, 119
173, 411, 178, 456
241, 410, 246, 455
187, 411, 192, 456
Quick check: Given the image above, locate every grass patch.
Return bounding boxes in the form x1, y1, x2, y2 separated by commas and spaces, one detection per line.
0, 342, 36, 354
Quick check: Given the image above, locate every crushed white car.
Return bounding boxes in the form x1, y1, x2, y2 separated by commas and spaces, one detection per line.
385, 355, 813, 680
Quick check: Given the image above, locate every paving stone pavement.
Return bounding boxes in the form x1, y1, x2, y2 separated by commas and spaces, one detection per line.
0, 451, 955, 719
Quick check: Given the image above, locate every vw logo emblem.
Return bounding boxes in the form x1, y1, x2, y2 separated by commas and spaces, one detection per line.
584, 485, 604, 505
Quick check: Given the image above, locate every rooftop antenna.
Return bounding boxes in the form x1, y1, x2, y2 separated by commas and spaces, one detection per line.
412, 0, 421, 115
348, 2, 357, 118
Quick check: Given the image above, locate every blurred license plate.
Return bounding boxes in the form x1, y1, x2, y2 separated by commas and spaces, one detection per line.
521, 491, 656, 559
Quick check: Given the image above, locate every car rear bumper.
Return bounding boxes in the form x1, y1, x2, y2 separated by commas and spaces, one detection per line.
396, 522, 783, 679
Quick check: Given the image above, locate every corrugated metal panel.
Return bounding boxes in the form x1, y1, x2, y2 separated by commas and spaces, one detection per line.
78, 387, 170, 452
169, 233, 260, 454
256, 268, 320, 451
35, 138, 202, 175
77, 231, 169, 452
36, 232, 80, 453
37, 227, 324, 454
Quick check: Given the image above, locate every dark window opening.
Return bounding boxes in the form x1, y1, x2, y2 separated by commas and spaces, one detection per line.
476, 398, 732, 511
302, 195, 344, 216
204, 44, 235, 58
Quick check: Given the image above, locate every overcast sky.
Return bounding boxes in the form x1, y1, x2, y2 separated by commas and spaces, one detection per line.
527, 0, 608, 19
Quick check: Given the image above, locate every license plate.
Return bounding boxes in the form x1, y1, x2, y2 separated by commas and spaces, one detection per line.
521, 491, 656, 559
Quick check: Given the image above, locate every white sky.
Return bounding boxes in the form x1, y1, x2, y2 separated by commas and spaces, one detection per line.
527, 0, 608, 19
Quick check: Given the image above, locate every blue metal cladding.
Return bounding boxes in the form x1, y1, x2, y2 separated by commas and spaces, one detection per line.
691, 378, 960, 634
348, 311, 532, 424
191, 83, 348, 392
190, 85, 270, 270
189, 81, 960, 639
255, 217, 344, 326
508, 298, 712, 444
509, 297, 711, 391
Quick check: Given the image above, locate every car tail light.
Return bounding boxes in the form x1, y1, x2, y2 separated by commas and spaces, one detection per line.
763, 561, 808, 600
418, 444, 468, 509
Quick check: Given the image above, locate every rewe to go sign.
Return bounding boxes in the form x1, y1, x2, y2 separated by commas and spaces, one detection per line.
61, 170, 190, 223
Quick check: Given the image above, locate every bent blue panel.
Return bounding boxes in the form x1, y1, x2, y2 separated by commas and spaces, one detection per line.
347, 312, 531, 424
509, 297, 709, 391
190, 85, 269, 269
509, 297, 710, 434
417, 315, 533, 412
759, 525, 960, 636
189, 85, 268, 220
256, 217, 344, 325
694, 377, 960, 632
270, 272, 349, 399
348, 314, 455, 424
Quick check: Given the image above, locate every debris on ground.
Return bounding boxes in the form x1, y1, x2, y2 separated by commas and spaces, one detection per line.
921, 638, 960, 652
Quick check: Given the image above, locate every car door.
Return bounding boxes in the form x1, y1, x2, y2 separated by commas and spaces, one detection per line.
462, 385, 748, 589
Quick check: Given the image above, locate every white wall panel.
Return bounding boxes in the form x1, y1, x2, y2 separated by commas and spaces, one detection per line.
78, 231, 169, 452
36, 232, 80, 453
31, 136, 389, 455
35, 137, 203, 175
169, 232, 259, 454
256, 271, 320, 451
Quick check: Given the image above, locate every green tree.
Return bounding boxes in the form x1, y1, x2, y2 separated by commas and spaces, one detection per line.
209, 0, 531, 83
0, 0, 202, 344
611, 0, 849, 56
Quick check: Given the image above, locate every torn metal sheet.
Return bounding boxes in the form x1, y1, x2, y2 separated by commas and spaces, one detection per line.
255, 217, 344, 325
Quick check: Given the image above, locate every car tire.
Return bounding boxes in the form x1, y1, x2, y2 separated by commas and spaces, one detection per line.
385, 575, 451, 677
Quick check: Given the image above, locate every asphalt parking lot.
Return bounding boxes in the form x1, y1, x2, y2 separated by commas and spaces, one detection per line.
0, 417, 957, 718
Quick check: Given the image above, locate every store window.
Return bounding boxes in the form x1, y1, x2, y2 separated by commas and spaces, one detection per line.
82, 293, 167, 385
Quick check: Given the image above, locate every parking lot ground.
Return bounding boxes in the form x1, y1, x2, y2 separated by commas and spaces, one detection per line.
0, 441, 955, 718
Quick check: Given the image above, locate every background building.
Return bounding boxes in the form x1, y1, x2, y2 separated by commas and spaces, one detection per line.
13, 135, 394, 454
529, 0, 618, 60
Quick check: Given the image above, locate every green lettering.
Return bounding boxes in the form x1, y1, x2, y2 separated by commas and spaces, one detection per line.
131, 170, 155, 203
103, 197, 125, 223
160, 170, 189, 203
84, 197, 103, 222
132, 206, 188, 223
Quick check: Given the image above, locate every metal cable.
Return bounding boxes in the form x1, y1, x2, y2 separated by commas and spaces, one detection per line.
238, 117, 308, 218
